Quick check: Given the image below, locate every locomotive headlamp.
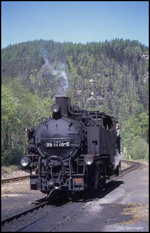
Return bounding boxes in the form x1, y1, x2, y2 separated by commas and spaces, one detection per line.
52, 104, 61, 119
84, 154, 94, 165
52, 104, 60, 113
20, 156, 31, 167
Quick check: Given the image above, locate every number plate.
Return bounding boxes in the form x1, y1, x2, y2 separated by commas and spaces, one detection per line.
45, 141, 70, 148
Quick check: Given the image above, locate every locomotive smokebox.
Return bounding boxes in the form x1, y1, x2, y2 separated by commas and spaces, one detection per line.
55, 96, 70, 117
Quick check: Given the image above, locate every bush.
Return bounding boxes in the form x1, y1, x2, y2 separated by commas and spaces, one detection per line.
130, 138, 149, 160
2, 149, 23, 165
2, 150, 13, 165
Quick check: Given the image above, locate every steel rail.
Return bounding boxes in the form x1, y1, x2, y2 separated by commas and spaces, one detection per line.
1, 160, 141, 227
112, 161, 141, 182
1, 175, 30, 184
105, 160, 141, 183
119, 161, 141, 177
1, 200, 49, 226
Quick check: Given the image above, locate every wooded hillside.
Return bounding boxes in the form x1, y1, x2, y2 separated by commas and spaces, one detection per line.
2, 39, 149, 164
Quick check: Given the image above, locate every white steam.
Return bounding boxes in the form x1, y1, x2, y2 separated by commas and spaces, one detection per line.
37, 45, 68, 95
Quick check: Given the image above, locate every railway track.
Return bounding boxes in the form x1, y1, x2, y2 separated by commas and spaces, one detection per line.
1, 194, 72, 232
1, 160, 142, 231
103, 160, 141, 184
1, 175, 30, 184
1, 199, 49, 225
118, 160, 141, 177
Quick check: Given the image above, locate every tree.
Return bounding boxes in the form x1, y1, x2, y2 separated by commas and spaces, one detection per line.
2, 85, 20, 164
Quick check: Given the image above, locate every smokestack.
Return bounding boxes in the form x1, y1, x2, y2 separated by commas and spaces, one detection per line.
55, 96, 70, 117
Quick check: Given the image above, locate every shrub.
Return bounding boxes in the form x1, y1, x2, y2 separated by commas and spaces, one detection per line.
130, 138, 149, 160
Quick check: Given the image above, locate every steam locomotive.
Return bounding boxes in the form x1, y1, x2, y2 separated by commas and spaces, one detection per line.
21, 96, 121, 198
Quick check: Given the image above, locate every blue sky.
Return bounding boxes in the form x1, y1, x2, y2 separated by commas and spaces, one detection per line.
2, 1, 149, 48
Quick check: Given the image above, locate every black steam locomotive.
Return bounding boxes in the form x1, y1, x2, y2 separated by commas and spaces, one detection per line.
21, 96, 121, 198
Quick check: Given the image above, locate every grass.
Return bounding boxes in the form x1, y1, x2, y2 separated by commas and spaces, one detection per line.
133, 159, 149, 164
122, 158, 149, 165
121, 154, 149, 164
2, 165, 21, 174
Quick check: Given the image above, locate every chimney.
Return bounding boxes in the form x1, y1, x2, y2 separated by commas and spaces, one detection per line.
55, 96, 70, 117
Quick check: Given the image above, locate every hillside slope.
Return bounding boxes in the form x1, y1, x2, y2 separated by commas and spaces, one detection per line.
2, 39, 149, 117
1, 39, 149, 164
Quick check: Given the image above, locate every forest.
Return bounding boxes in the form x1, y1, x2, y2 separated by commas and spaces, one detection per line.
1, 39, 149, 165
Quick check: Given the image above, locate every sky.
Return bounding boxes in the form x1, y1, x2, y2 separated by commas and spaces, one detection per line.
1, 1, 149, 48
